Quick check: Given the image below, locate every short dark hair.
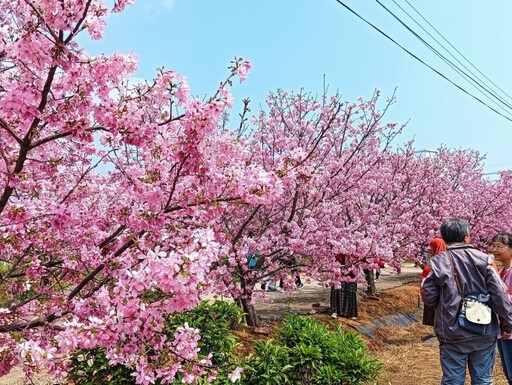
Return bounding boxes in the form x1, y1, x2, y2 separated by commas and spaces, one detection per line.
492, 233, 512, 249
440, 218, 470, 243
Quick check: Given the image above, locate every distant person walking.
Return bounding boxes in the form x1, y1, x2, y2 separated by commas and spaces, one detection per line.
422, 218, 512, 385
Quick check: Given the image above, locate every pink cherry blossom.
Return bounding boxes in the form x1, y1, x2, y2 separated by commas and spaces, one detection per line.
228, 367, 243, 382
232, 58, 251, 83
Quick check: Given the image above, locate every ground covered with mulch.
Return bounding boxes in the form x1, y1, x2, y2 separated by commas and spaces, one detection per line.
372, 322, 508, 385
237, 283, 509, 385
2, 283, 509, 384
363, 286, 508, 384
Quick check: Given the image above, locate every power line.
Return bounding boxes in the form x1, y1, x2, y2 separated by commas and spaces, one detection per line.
374, 0, 512, 117
483, 171, 501, 176
392, 0, 512, 105
332, 0, 512, 123
401, 0, 512, 104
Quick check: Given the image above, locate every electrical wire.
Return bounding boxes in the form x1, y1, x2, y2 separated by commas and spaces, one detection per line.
396, 0, 512, 177
333, 0, 512, 123
374, 0, 512, 116
401, 0, 512, 104
392, 0, 512, 106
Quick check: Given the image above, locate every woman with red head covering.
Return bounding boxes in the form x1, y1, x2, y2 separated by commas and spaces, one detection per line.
421, 238, 447, 327
421, 238, 447, 279
429, 238, 447, 256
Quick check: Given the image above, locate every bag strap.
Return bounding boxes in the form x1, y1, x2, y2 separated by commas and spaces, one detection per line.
446, 250, 464, 295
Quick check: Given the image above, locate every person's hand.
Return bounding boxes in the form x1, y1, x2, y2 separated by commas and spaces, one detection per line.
501, 331, 512, 340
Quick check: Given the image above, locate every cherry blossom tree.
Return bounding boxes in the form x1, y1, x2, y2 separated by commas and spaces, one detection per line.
211, 88, 408, 326
0, 0, 276, 382
350, 145, 511, 274
2, 0, 511, 382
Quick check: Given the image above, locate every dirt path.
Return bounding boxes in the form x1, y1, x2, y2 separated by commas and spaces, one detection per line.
254, 262, 422, 322
0, 368, 52, 385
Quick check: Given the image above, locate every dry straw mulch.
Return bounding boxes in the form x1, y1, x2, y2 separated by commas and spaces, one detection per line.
371, 325, 508, 385
365, 297, 509, 385
358, 284, 420, 322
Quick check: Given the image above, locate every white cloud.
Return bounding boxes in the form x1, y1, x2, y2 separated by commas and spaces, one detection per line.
162, 0, 174, 11
137, 0, 175, 19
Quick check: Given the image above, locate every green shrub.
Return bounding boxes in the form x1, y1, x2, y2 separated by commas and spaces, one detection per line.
241, 340, 293, 385
277, 314, 332, 349
67, 348, 134, 385
241, 314, 381, 385
67, 307, 380, 385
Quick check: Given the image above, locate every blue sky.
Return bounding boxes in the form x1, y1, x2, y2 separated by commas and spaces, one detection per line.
80, 0, 512, 174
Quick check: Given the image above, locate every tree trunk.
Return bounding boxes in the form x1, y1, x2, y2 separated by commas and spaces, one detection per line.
364, 269, 377, 296
237, 297, 261, 327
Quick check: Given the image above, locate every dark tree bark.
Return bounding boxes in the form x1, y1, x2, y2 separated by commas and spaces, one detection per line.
237, 297, 260, 327
364, 269, 377, 296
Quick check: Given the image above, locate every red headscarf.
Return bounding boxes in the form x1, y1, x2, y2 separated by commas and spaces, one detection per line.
429, 238, 447, 255
421, 238, 447, 283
